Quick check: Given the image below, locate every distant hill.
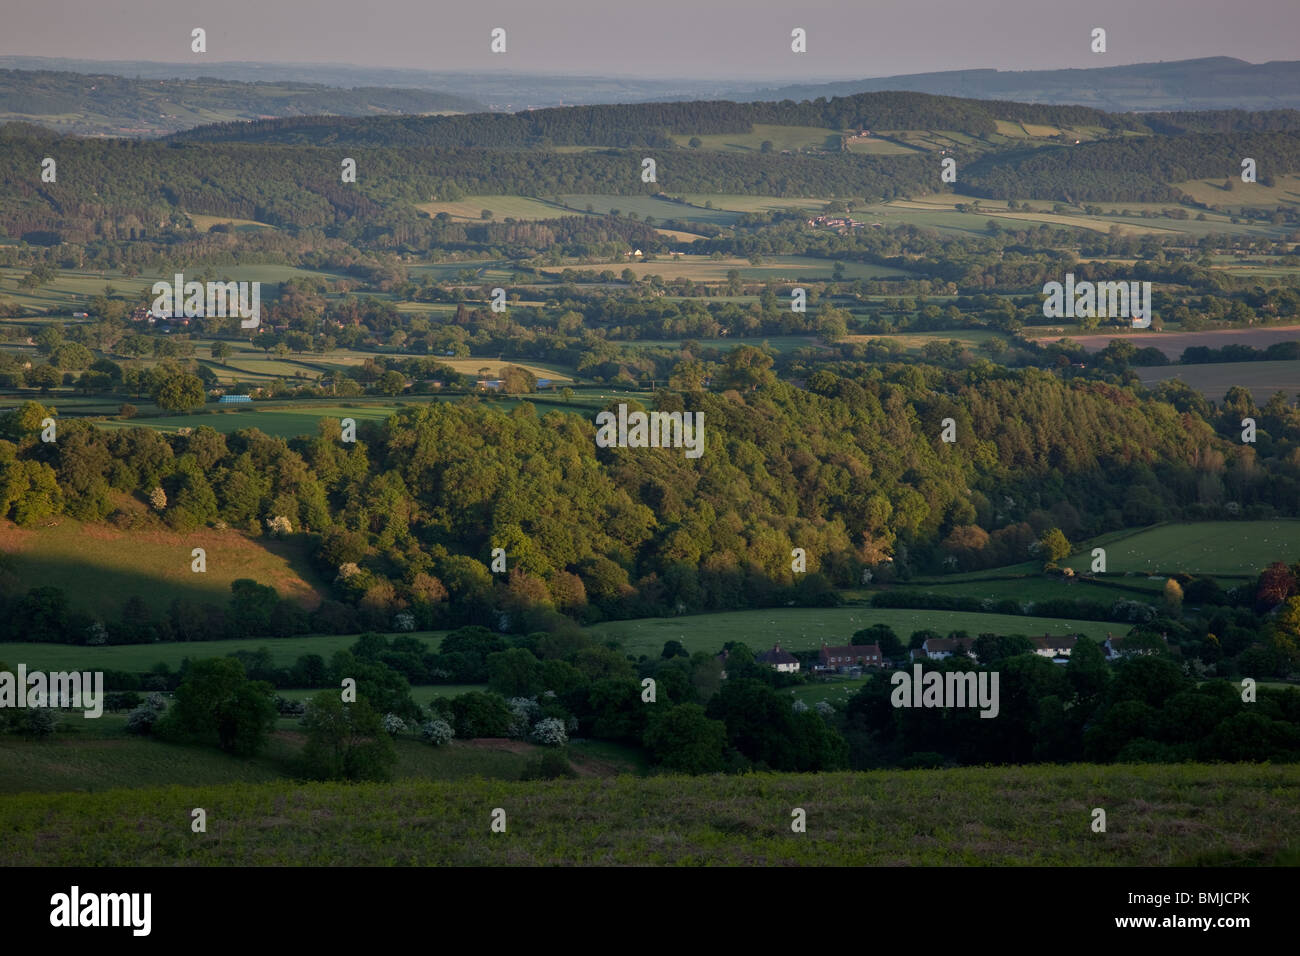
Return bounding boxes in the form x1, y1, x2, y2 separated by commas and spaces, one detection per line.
3, 56, 1299, 115
724, 58, 1300, 113
164, 90, 1300, 150
0, 69, 484, 137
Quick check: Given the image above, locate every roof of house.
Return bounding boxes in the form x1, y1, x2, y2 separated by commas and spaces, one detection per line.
923, 637, 973, 653
756, 644, 799, 665
1031, 635, 1079, 651
820, 644, 883, 660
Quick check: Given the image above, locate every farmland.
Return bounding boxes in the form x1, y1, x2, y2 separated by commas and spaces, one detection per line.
592, 606, 1118, 660
1062, 521, 1300, 576
1137, 360, 1300, 400
2, 762, 1295, 865
540, 254, 915, 282
0, 713, 640, 794
0, 514, 324, 618
1052, 324, 1300, 357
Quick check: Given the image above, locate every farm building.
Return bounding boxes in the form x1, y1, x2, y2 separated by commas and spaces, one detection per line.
218, 394, 253, 404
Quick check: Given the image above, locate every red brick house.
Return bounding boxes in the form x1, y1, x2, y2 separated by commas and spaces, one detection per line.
817, 643, 884, 672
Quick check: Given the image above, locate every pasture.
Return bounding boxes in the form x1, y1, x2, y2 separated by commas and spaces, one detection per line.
3, 763, 1295, 865
0, 714, 642, 794
0, 631, 445, 674
667, 124, 841, 153
415, 196, 576, 222
1173, 173, 1300, 209
0, 514, 324, 618
542, 254, 914, 282
1064, 521, 1300, 576
594, 606, 1118, 660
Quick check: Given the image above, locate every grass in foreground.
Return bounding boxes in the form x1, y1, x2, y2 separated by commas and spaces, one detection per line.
1, 763, 1294, 865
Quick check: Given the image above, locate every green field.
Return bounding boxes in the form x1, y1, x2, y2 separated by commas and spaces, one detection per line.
668, 124, 841, 153
415, 196, 577, 222
1064, 521, 1300, 576
594, 606, 1120, 660
890, 574, 1163, 606
543, 254, 914, 282
0, 630, 446, 673
625, 335, 821, 354
3, 763, 1294, 865
1137, 360, 1300, 401
1174, 173, 1300, 209
840, 329, 1003, 352
0, 514, 323, 618
0, 711, 642, 795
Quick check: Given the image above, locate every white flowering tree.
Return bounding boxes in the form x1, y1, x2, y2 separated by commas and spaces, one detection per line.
265, 515, 293, 537
382, 713, 407, 736
421, 719, 455, 746
507, 697, 541, 738
531, 717, 568, 746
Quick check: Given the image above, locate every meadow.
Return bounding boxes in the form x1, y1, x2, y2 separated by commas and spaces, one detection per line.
592, 606, 1119, 660
0, 712, 642, 795
541, 254, 915, 282
1062, 521, 1300, 576
0, 513, 324, 618
2, 763, 1294, 865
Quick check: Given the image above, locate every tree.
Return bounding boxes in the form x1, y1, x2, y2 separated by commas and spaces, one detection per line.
376, 370, 406, 396
151, 372, 205, 412
1039, 527, 1071, 563
644, 703, 727, 773
210, 341, 233, 364
157, 657, 277, 756
486, 648, 542, 697
1163, 578, 1184, 614
300, 692, 397, 781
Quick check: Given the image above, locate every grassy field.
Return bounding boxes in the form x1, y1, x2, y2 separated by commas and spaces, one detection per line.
0, 712, 643, 795
2, 762, 1294, 865
415, 196, 576, 222
542, 254, 914, 282
840, 329, 1002, 352
1064, 521, 1300, 576
888, 574, 1163, 606
0, 514, 323, 618
559, 194, 743, 225
595, 606, 1119, 659
1137, 359, 1300, 400
668, 124, 841, 153
0, 630, 447, 673
624, 335, 821, 354
1173, 173, 1300, 208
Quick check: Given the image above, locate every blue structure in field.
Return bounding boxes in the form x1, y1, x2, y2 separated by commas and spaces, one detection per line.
218, 394, 253, 404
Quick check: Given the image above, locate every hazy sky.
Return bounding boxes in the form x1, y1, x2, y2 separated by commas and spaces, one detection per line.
5, 0, 1298, 80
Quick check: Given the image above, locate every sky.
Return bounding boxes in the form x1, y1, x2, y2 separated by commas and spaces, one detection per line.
3, 0, 1298, 81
